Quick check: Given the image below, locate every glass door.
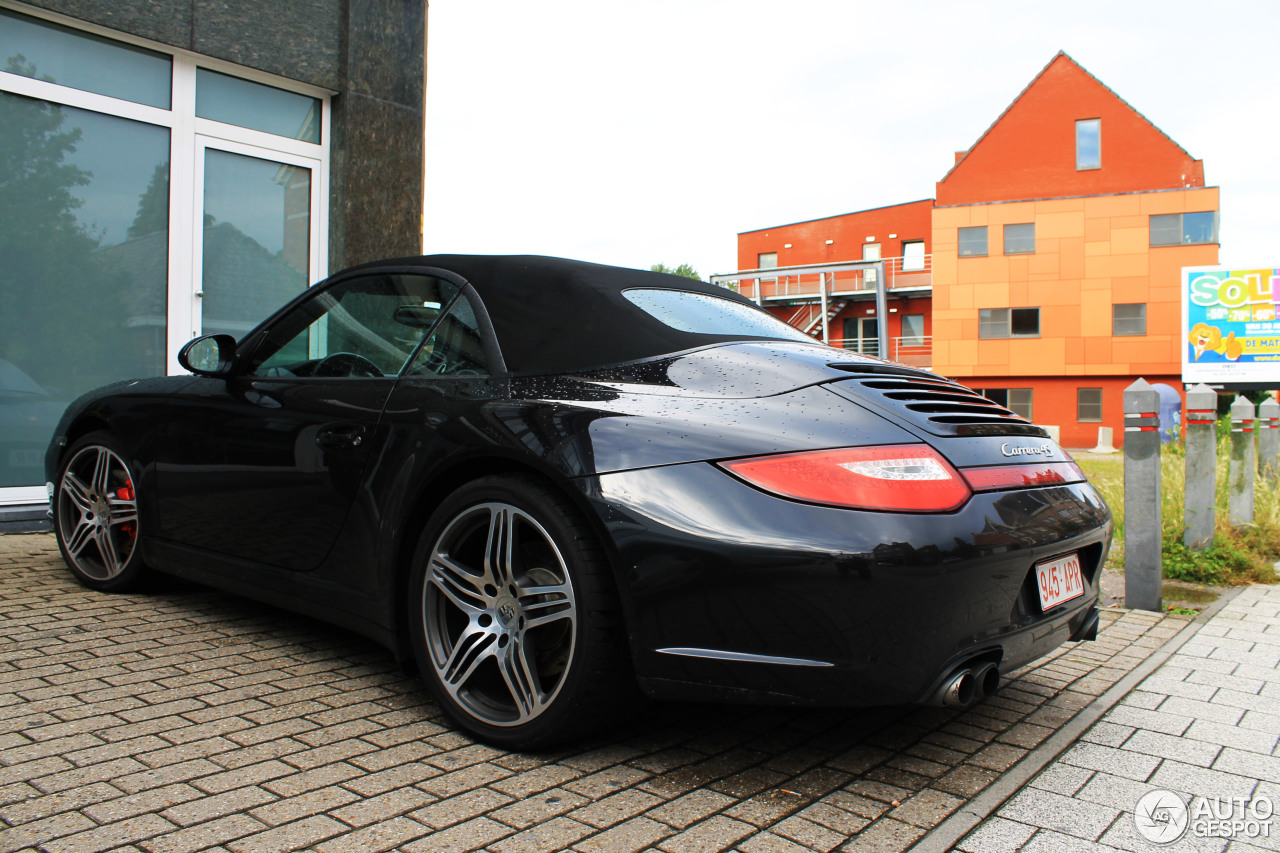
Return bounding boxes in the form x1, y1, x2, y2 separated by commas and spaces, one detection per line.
190, 138, 322, 341
843, 317, 879, 356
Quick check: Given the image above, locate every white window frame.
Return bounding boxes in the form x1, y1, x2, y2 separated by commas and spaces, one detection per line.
188, 135, 325, 345
901, 241, 925, 271
0, 1, 332, 505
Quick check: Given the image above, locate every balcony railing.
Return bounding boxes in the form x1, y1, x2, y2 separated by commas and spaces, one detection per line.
711, 255, 932, 302
829, 336, 932, 369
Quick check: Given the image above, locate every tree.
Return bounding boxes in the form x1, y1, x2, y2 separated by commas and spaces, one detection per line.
128, 163, 168, 238
0, 57, 100, 383
650, 263, 700, 280
0, 55, 133, 395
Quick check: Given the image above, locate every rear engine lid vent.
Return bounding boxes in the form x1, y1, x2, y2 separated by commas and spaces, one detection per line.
827, 376, 1048, 438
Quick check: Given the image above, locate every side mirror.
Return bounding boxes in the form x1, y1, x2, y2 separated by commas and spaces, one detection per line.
178, 334, 237, 377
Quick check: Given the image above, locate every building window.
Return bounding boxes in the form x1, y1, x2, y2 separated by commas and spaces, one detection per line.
1113, 303, 1147, 336
976, 388, 1033, 421
900, 314, 925, 346
861, 243, 881, 285
0, 6, 329, 501
1003, 223, 1035, 255
0, 7, 172, 107
958, 226, 988, 257
757, 252, 777, 269
1078, 388, 1103, 422
979, 307, 1040, 339
843, 316, 879, 357
1076, 118, 1101, 170
1149, 212, 1219, 247
196, 69, 321, 143
902, 240, 925, 271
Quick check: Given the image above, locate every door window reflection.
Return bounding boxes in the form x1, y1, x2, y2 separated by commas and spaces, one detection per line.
251, 275, 462, 378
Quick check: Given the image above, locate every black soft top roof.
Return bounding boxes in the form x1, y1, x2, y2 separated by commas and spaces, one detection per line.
343, 254, 797, 374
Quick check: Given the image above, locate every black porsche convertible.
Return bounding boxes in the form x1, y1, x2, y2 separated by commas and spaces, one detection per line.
46, 255, 1111, 747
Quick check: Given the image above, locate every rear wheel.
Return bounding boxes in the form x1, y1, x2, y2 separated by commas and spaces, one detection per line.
53, 431, 147, 591
408, 475, 632, 748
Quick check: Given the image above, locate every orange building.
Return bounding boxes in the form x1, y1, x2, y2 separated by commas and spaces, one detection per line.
734, 200, 936, 365
724, 52, 1219, 447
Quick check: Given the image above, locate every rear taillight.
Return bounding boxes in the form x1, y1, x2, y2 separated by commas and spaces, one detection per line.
718, 445, 971, 512
961, 461, 1086, 492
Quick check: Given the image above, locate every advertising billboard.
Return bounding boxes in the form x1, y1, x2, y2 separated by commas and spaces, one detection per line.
1183, 266, 1280, 385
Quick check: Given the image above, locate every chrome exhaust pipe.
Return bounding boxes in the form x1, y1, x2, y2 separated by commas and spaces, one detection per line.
973, 663, 1000, 700
940, 669, 975, 707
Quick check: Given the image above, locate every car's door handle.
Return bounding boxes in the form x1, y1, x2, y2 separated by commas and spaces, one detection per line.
316, 424, 366, 450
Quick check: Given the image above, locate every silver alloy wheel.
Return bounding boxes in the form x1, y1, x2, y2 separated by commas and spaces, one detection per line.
423, 501, 578, 727
57, 445, 139, 581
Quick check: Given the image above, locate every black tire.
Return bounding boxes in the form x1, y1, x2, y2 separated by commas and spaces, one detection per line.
53, 431, 148, 592
408, 474, 633, 748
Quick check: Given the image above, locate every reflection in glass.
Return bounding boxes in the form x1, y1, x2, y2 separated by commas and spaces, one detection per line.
201, 148, 311, 338
196, 69, 320, 143
623, 289, 813, 343
0, 91, 169, 488
1076, 118, 1101, 170
252, 276, 460, 377
411, 296, 489, 376
0, 8, 171, 108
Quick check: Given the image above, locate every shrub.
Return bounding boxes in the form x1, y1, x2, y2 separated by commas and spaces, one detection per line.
1077, 422, 1279, 585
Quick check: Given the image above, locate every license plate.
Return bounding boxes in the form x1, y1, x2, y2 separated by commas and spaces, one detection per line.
1036, 553, 1084, 610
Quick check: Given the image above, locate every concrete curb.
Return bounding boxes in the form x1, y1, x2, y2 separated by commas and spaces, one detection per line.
907, 588, 1242, 853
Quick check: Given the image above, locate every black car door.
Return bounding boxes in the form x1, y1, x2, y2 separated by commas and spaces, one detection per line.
154, 272, 462, 571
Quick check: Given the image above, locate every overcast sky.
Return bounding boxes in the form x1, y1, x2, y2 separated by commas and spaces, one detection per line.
423, 0, 1279, 280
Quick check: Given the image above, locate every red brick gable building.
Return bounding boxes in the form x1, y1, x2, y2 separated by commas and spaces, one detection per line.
726, 52, 1219, 447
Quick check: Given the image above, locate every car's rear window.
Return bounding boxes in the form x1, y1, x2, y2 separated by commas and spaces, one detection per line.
623, 288, 814, 344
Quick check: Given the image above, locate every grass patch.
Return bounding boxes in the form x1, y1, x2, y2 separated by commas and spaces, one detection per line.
1075, 426, 1279, 586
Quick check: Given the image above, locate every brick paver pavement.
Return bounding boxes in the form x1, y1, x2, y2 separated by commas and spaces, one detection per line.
0, 533, 1186, 853
956, 584, 1280, 853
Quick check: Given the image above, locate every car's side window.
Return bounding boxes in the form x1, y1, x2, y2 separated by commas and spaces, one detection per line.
408, 294, 489, 377
248, 274, 460, 378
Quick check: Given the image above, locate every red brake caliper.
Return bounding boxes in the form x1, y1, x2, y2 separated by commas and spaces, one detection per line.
116, 480, 137, 540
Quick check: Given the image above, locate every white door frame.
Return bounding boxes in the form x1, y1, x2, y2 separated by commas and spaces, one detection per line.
179, 135, 325, 361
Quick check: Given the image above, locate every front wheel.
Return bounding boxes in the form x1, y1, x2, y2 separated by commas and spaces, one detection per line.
408, 475, 632, 748
53, 431, 147, 591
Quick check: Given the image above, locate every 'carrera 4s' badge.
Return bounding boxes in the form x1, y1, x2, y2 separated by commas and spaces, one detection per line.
1000, 443, 1054, 457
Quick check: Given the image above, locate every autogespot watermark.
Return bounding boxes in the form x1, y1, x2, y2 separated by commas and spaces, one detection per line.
1134, 789, 1274, 844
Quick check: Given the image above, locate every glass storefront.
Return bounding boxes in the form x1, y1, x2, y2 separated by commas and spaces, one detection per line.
0, 6, 328, 500
0, 93, 169, 488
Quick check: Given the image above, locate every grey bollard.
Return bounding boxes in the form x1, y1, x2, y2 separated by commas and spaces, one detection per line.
1183, 384, 1218, 551
1123, 378, 1162, 612
1229, 395, 1256, 527
1260, 397, 1280, 483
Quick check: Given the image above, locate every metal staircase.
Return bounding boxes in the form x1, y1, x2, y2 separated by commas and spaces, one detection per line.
803, 298, 847, 337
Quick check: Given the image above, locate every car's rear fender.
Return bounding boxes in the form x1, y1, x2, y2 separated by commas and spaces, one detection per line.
576, 460, 1111, 706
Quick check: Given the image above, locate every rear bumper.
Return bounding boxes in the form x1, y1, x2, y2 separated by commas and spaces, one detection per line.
577, 461, 1112, 706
